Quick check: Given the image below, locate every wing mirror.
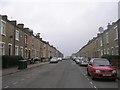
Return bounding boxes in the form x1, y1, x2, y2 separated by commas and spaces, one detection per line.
89, 63, 92, 66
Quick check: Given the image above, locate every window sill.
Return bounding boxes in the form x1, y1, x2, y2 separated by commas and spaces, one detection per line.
114, 38, 118, 41
1, 34, 6, 36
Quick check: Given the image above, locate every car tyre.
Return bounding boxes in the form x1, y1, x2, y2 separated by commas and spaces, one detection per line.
87, 69, 90, 76
112, 78, 116, 81
91, 73, 95, 80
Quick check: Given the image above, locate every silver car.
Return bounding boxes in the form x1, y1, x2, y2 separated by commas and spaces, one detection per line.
50, 57, 58, 63
79, 57, 89, 66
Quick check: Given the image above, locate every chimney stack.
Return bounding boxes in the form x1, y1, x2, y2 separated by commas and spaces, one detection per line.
18, 24, 24, 29
2, 15, 8, 20
107, 23, 112, 29
10, 20, 17, 26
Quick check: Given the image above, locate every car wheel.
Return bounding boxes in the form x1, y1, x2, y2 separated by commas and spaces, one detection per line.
87, 69, 90, 76
91, 73, 95, 80
111, 78, 116, 81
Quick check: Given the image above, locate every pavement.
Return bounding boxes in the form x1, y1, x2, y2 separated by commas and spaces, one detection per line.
0, 61, 49, 77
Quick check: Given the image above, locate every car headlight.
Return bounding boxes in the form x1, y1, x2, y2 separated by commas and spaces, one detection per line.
95, 70, 101, 73
112, 70, 117, 73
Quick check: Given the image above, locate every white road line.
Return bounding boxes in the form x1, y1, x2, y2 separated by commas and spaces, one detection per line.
90, 82, 93, 85
87, 78, 90, 81
13, 81, 18, 85
94, 86, 97, 88
4, 86, 9, 88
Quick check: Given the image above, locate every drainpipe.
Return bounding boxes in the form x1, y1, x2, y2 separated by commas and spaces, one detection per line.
117, 20, 120, 90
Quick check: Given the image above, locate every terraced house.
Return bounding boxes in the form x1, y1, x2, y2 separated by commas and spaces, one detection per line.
74, 19, 120, 58
0, 15, 63, 62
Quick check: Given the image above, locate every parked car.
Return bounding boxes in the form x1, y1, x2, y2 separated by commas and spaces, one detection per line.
57, 57, 62, 62
50, 57, 58, 63
87, 58, 117, 81
79, 57, 89, 66
75, 58, 80, 64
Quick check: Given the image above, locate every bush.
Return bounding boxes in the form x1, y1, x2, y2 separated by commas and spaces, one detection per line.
2, 55, 24, 68
101, 55, 120, 59
101, 55, 120, 66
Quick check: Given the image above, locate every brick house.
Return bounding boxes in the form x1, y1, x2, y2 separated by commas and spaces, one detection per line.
74, 19, 120, 58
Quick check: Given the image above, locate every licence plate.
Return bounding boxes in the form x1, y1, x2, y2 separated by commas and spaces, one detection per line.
103, 74, 111, 76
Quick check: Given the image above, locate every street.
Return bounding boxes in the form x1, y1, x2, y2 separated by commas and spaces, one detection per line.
2, 60, 119, 89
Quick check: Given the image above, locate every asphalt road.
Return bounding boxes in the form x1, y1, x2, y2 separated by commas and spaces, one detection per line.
2, 60, 119, 89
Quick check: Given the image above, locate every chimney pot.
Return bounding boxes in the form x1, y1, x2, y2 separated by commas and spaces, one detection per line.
2, 15, 7, 20
10, 20, 17, 26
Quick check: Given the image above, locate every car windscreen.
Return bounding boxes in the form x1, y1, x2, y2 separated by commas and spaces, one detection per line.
93, 59, 110, 66
82, 58, 89, 61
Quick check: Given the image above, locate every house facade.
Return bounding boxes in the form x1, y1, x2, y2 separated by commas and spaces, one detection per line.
74, 19, 120, 58
0, 15, 63, 61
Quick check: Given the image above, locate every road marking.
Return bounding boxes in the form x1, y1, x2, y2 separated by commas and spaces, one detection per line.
78, 67, 97, 89
87, 78, 90, 81
4, 86, 9, 88
13, 81, 18, 85
90, 82, 93, 85
94, 86, 97, 88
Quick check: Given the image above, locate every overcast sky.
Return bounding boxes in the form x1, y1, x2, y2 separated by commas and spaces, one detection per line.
0, 0, 119, 56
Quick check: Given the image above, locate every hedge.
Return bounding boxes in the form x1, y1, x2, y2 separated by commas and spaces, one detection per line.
2, 55, 24, 68
101, 55, 120, 66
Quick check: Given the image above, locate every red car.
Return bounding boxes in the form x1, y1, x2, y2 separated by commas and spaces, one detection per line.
87, 58, 117, 81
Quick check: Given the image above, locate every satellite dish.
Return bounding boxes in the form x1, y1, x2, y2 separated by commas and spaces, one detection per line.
99, 27, 104, 33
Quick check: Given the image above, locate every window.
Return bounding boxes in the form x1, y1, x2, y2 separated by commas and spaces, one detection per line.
114, 25, 118, 40
115, 46, 118, 55
100, 38, 103, 46
111, 47, 114, 55
106, 32, 109, 44
25, 48, 27, 58
101, 50, 103, 56
15, 45, 19, 55
93, 59, 110, 66
8, 43, 12, 55
20, 47, 23, 57
25, 35, 27, 44
107, 48, 110, 55
0, 42, 5, 55
15, 30, 19, 41
0, 20, 6, 35
104, 49, 107, 55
